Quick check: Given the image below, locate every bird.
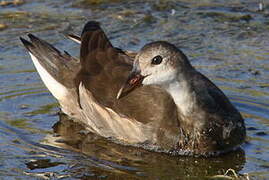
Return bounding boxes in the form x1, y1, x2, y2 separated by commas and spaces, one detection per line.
20, 21, 246, 157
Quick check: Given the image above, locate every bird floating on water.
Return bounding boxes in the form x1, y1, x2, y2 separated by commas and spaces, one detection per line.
20, 21, 246, 157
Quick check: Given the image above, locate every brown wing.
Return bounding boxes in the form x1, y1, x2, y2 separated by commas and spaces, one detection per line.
66, 33, 137, 59
20, 34, 80, 89
75, 21, 179, 146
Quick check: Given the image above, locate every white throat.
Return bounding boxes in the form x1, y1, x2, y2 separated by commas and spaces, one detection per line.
165, 79, 196, 116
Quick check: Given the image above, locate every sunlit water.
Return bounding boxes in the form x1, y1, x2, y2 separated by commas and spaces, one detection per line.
0, 0, 269, 179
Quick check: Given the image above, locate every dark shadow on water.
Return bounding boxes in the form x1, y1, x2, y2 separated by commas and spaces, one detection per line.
42, 113, 247, 179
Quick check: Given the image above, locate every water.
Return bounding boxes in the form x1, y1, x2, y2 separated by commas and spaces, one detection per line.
0, 0, 269, 179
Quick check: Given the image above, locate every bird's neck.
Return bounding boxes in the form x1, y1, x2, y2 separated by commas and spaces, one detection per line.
165, 74, 196, 117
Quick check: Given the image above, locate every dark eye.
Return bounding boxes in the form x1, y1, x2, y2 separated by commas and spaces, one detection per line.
151, 55, 163, 65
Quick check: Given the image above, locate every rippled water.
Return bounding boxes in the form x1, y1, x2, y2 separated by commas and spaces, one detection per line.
0, 0, 269, 179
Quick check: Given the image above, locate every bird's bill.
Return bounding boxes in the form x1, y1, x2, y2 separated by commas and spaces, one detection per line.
116, 71, 145, 99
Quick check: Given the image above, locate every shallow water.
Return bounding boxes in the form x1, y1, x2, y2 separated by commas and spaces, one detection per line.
0, 0, 269, 179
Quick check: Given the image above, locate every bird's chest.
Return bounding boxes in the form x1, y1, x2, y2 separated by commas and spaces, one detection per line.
167, 82, 197, 117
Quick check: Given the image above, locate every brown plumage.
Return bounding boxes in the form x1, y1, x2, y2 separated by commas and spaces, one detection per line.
20, 21, 245, 157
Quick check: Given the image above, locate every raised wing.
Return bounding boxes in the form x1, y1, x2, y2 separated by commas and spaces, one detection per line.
21, 21, 180, 149
20, 34, 80, 101
75, 21, 179, 147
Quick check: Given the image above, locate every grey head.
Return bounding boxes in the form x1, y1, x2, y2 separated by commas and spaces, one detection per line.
117, 41, 193, 98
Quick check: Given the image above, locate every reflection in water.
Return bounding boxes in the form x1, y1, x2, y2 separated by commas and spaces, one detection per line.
42, 113, 246, 179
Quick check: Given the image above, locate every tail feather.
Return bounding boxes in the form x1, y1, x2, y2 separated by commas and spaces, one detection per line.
20, 34, 80, 101
66, 34, 81, 44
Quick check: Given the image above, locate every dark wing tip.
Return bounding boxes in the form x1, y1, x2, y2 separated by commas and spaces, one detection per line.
20, 37, 34, 51
81, 21, 101, 36
27, 33, 39, 42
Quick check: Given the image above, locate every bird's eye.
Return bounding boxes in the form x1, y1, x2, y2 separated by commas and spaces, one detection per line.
151, 55, 163, 65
